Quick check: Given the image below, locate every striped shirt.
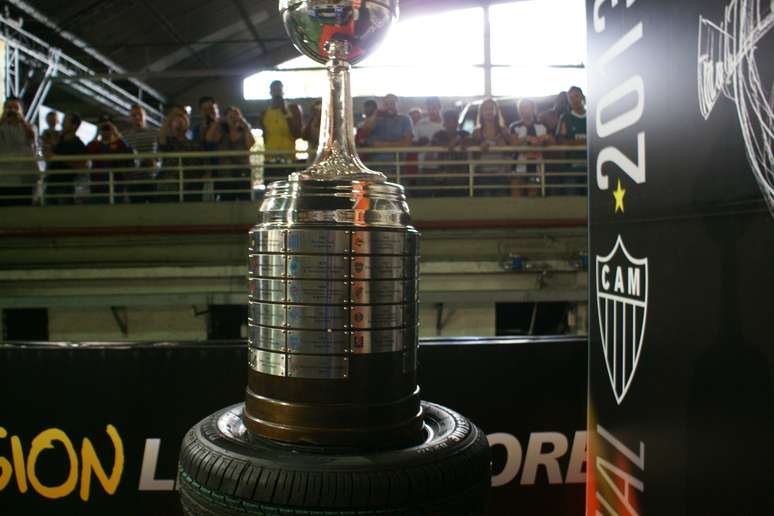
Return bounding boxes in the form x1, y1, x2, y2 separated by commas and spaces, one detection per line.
122, 126, 159, 156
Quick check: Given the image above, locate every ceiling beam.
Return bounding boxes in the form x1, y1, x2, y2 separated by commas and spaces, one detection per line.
143, 10, 270, 73
6, 0, 167, 103
231, 0, 268, 55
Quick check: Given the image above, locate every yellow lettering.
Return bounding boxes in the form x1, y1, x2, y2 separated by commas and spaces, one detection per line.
79, 424, 124, 501
0, 427, 12, 491
27, 429, 78, 499
11, 436, 28, 493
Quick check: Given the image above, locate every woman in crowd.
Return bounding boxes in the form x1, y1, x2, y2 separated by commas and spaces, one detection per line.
470, 98, 512, 196
205, 106, 255, 201
87, 116, 134, 203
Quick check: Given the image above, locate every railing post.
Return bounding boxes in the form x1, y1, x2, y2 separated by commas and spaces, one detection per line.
395, 150, 401, 184
178, 157, 184, 203
468, 151, 475, 197
108, 170, 115, 204
539, 162, 546, 197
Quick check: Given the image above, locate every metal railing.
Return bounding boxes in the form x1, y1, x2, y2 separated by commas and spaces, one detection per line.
0, 145, 588, 206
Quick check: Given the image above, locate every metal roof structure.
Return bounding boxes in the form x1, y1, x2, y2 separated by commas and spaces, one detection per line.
2, 0, 491, 113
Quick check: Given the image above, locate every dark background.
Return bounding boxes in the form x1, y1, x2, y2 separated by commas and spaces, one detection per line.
0, 337, 586, 515
587, 1, 774, 514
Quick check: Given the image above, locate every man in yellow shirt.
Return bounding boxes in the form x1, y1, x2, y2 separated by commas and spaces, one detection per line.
259, 80, 302, 181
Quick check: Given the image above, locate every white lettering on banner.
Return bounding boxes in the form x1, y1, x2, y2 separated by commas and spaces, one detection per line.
598, 23, 643, 72
594, 20, 646, 190
138, 439, 175, 491
595, 425, 645, 515
487, 431, 586, 487
488, 433, 523, 488
628, 267, 641, 297
596, 133, 646, 190
614, 267, 625, 293
521, 432, 567, 485
597, 76, 645, 138
565, 430, 587, 484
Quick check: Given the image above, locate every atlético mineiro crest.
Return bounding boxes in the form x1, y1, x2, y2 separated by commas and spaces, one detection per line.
596, 235, 649, 405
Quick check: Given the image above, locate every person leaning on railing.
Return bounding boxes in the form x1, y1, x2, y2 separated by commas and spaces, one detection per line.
121, 104, 160, 203
0, 96, 38, 206
410, 97, 444, 196
40, 111, 61, 166
470, 98, 511, 197
358, 94, 414, 174
87, 115, 134, 204
205, 106, 255, 201
158, 107, 198, 202
46, 112, 89, 205
555, 86, 588, 196
509, 99, 555, 198
430, 109, 470, 197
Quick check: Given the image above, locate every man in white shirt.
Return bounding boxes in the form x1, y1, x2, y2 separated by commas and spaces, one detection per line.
509, 98, 553, 197
0, 97, 38, 206
413, 96, 444, 174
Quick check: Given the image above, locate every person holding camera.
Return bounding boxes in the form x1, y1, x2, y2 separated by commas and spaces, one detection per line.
205, 106, 255, 201
0, 96, 38, 206
86, 115, 134, 203
158, 108, 197, 202
357, 93, 413, 172
259, 80, 302, 181
47, 113, 88, 204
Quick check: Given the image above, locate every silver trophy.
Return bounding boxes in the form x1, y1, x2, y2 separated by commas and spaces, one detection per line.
244, 0, 422, 447
179, 7, 490, 512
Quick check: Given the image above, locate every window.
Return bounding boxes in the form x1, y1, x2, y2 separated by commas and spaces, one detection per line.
243, 2, 587, 100
495, 302, 572, 336
207, 305, 248, 340
490, 0, 587, 96
2, 308, 49, 341
244, 7, 484, 99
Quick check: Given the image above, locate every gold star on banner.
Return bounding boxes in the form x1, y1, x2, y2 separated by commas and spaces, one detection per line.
613, 179, 626, 213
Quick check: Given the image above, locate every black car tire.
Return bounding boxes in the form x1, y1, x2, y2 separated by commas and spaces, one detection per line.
178, 401, 491, 516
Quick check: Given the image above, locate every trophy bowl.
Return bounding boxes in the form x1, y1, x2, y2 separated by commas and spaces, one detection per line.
280, 0, 398, 64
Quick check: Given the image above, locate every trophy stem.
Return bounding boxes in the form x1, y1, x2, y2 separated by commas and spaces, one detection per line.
298, 41, 384, 180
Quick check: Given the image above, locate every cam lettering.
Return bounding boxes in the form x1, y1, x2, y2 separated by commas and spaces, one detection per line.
487, 431, 586, 487
627, 267, 641, 296
601, 264, 641, 296
0, 425, 124, 501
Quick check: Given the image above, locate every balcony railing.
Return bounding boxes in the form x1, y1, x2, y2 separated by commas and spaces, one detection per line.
0, 145, 588, 205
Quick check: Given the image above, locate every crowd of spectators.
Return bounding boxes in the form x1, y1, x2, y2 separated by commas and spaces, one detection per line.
0, 82, 587, 206
351, 87, 586, 197
0, 93, 258, 205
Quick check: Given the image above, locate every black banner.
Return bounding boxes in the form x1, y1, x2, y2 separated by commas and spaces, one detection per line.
0, 337, 585, 515
587, 0, 774, 513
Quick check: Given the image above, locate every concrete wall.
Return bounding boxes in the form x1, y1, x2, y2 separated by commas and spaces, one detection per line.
48, 306, 207, 342
418, 302, 496, 338
3, 301, 586, 342
38, 303, 496, 342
